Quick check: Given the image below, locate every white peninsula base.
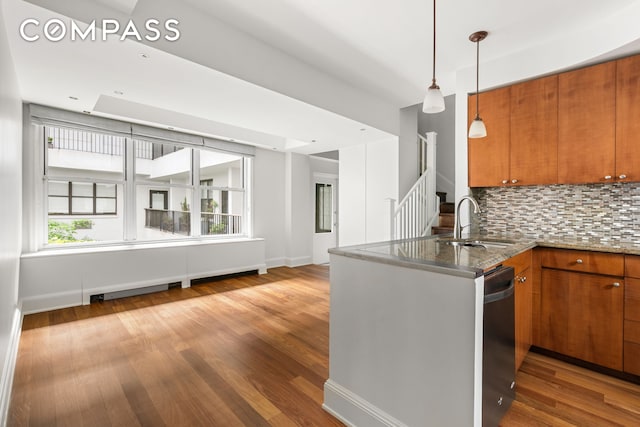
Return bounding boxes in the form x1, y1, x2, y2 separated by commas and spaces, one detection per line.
323, 253, 485, 426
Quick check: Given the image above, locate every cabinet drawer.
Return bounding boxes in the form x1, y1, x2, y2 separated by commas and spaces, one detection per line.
626, 277, 640, 322
539, 248, 623, 276
625, 320, 640, 344
503, 250, 532, 276
625, 255, 640, 278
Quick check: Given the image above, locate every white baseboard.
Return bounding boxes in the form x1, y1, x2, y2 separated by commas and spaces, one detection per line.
266, 257, 286, 269
1, 304, 23, 427
323, 380, 407, 427
285, 256, 312, 268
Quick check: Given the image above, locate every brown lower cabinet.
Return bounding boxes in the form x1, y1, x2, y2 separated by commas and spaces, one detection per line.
624, 257, 640, 375
538, 268, 624, 370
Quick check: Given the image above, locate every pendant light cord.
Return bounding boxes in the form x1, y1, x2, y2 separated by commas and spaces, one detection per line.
432, 0, 436, 84
475, 39, 480, 119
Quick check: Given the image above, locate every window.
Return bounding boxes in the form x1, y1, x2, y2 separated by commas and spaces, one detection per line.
40, 120, 251, 247
45, 126, 124, 244
199, 151, 244, 236
48, 181, 117, 215
315, 183, 333, 233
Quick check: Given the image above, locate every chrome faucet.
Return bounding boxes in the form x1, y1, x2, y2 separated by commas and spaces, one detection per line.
453, 195, 481, 240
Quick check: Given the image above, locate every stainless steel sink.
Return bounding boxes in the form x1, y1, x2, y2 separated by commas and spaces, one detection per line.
439, 238, 517, 249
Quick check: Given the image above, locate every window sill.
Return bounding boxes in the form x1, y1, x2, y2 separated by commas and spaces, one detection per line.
23, 236, 263, 258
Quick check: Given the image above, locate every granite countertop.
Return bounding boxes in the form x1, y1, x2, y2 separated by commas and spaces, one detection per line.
328, 233, 640, 278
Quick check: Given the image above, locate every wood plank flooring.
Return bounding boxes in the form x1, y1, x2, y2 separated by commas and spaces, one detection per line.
8, 265, 640, 426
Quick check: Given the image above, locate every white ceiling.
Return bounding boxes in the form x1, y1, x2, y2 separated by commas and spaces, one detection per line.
3, 0, 640, 154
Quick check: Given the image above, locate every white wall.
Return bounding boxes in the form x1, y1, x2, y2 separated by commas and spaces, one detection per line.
253, 148, 287, 267
284, 152, 313, 266
253, 150, 338, 268
0, 0, 23, 421
419, 95, 456, 202
398, 104, 420, 199
339, 139, 399, 246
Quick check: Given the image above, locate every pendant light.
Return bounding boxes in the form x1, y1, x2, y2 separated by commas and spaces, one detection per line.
422, 0, 445, 113
468, 31, 488, 138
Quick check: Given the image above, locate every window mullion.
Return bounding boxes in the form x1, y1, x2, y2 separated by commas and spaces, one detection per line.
192, 149, 201, 237
124, 137, 136, 241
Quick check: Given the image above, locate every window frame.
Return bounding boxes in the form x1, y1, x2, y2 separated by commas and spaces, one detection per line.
40, 122, 252, 249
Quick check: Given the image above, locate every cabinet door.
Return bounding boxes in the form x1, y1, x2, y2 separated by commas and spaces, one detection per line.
510, 75, 558, 185
539, 269, 623, 370
616, 55, 640, 182
558, 61, 616, 184
625, 277, 640, 375
468, 87, 510, 187
503, 250, 533, 371
514, 266, 532, 371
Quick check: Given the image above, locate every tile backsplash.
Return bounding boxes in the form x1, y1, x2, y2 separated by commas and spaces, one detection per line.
471, 183, 640, 244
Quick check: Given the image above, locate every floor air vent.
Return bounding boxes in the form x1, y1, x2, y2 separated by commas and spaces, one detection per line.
90, 283, 169, 303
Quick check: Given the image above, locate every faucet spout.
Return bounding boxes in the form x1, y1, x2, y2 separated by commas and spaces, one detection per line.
453, 195, 481, 240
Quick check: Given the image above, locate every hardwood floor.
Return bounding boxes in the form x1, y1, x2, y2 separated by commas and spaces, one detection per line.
8, 265, 640, 426
9, 265, 343, 427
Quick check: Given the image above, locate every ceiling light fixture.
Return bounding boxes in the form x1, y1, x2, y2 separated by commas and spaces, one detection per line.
468, 30, 488, 139
423, 0, 445, 114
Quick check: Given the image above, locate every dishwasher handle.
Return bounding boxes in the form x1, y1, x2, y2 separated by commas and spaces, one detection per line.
484, 266, 515, 304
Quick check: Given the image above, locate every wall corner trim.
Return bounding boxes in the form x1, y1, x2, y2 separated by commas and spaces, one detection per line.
0, 304, 23, 426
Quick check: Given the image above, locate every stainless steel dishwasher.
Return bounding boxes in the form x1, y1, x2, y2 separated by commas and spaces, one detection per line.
482, 265, 516, 426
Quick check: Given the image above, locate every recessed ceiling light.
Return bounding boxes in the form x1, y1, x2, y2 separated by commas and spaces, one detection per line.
140, 53, 149, 59
113, 90, 124, 95
68, 96, 78, 100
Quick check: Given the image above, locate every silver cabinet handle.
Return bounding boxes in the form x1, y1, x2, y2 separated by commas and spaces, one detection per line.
576, 259, 583, 264
619, 174, 627, 179
502, 180, 508, 184
612, 282, 621, 287
511, 179, 518, 184
604, 175, 612, 180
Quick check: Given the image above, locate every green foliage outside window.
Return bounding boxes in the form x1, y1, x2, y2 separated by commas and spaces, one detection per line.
48, 220, 93, 244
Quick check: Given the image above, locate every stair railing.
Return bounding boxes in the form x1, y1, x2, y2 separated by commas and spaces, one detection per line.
389, 132, 440, 240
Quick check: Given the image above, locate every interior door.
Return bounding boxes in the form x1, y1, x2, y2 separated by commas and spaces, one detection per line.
313, 177, 337, 264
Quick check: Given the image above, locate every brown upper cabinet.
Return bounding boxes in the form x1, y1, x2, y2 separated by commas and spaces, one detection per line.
468, 53, 640, 187
468, 87, 510, 187
558, 61, 616, 184
468, 77, 558, 188
510, 75, 558, 186
616, 55, 640, 183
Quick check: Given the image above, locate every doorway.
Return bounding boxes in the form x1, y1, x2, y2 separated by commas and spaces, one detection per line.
313, 175, 338, 264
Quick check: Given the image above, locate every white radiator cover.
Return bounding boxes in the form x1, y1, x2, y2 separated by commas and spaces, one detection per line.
20, 238, 266, 314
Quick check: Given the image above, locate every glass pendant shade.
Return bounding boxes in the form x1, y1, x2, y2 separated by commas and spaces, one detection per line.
423, 84, 445, 113
468, 117, 487, 138
468, 31, 488, 139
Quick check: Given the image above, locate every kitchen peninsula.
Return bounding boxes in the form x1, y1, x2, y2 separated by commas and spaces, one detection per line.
322, 235, 535, 427
323, 232, 640, 426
